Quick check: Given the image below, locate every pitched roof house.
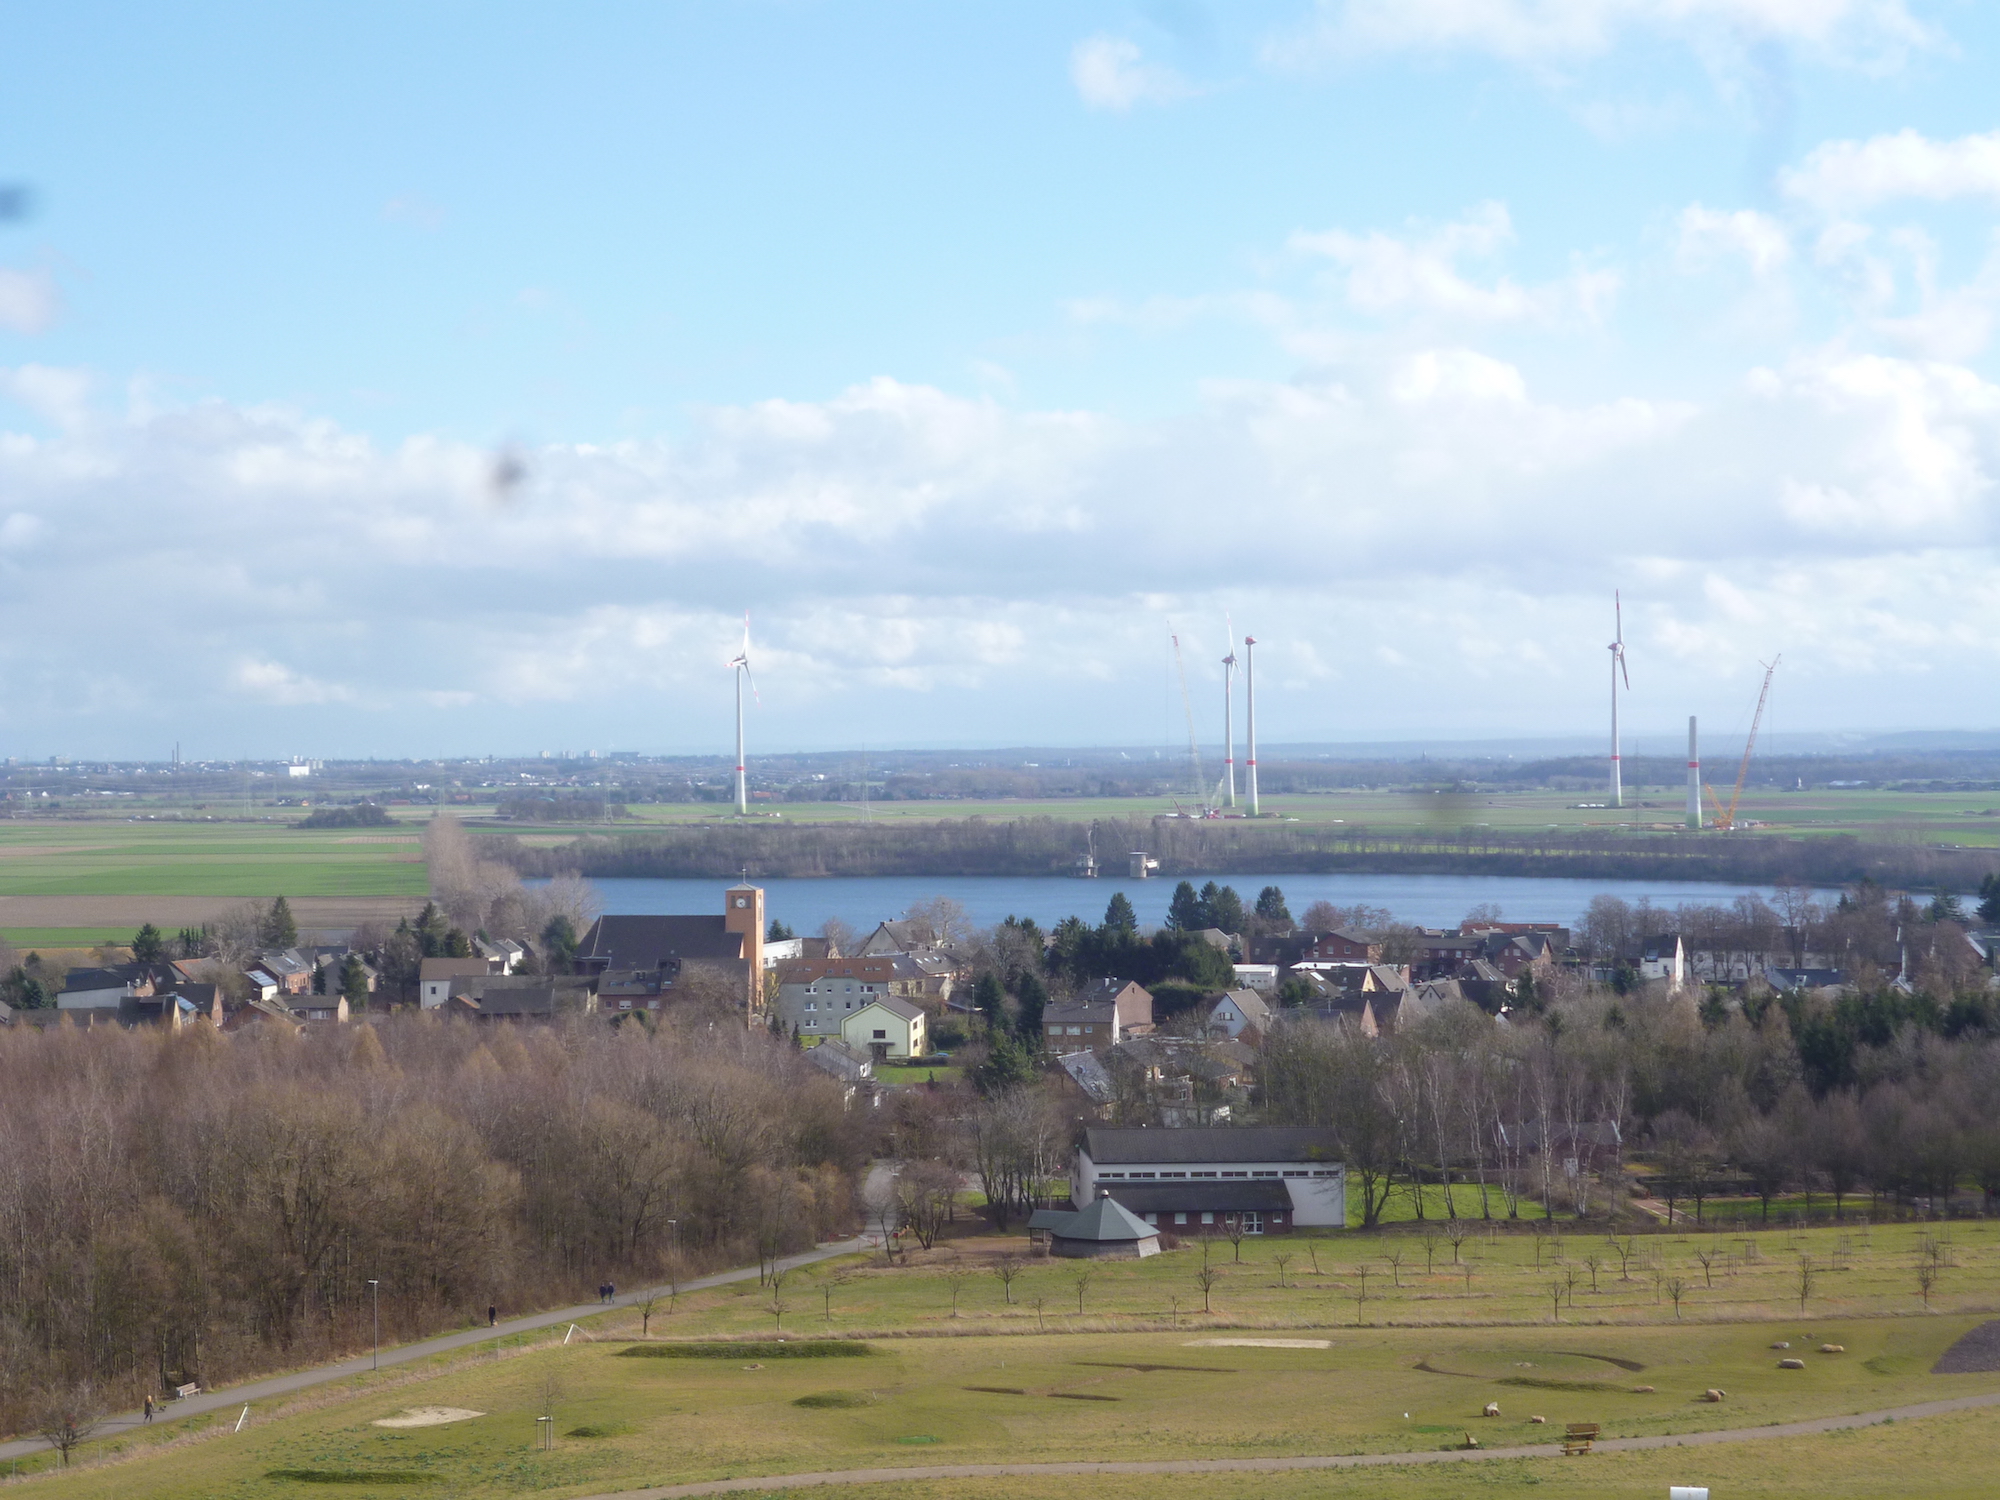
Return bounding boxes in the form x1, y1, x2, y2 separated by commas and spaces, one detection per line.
1205, 989, 1273, 1041
1041, 978, 1153, 1053
419, 958, 493, 1009
841, 994, 927, 1059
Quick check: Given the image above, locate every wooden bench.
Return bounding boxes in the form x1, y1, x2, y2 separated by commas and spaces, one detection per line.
172, 1382, 201, 1401
1562, 1423, 1600, 1456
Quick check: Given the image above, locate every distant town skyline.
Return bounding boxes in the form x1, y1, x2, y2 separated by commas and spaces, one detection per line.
1, 3, 1998, 759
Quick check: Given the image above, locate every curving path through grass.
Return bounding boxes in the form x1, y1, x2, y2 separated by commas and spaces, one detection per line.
573, 1390, 2000, 1499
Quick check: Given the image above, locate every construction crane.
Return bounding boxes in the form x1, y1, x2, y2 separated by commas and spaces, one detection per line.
1705, 656, 1780, 832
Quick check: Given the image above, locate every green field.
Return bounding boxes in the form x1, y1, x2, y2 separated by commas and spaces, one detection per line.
520, 785, 2000, 845
20, 1218, 2000, 1500
0, 822, 429, 899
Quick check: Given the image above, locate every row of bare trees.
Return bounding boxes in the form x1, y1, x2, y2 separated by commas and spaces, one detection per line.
0, 1011, 867, 1437
1260, 982, 2000, 1230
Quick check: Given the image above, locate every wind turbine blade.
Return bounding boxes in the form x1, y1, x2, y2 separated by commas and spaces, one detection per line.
1615, 590, 1623, 646
743, 660, 760, 705
1620, 653, 1631, 691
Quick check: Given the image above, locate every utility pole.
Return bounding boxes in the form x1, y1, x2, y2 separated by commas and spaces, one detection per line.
368, 1279, 380, 1371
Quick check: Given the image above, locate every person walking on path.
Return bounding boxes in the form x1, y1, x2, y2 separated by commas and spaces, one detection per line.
488, 1305, 497, 1327
143, 1395, 154, 1425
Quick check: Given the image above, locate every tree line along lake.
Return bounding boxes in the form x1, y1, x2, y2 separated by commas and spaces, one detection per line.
560, 872, 1840, 936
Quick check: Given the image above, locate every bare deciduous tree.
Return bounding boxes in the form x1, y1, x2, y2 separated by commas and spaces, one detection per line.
34, 1383, 104, 1468
993, 1257, 1023, 1305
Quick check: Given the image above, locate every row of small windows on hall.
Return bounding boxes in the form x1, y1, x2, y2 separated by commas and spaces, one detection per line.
804, 983, 879, 994
1099, 1169, 1337, 1180
1136, 1211, 1277, 1230
1047, 1024, 1096, 1035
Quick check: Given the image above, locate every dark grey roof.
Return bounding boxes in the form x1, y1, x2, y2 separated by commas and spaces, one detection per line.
468, 983, 560, 1015
1045, 999, 1116, 1023
1099, 1181, 1292, 1216
1057, 1049, 1114, 1103
60, 966, 136, 993
1082, 1126, 1340, 1165
1767, 967, 1846, 988
1026, 1196, 1157, 1242
805, 1040, 873, 1082
578, 915, 743, 968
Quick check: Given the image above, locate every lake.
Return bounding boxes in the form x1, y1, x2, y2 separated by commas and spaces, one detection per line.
567, 872, 1830, 935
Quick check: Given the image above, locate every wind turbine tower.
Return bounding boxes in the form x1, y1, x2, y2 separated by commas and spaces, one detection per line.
1244, 634, 1260, 816
1608, 592, 1629, 809
1221, 631, 1238, 809
1686, 716, 1701, 830
726, 615, 757, 816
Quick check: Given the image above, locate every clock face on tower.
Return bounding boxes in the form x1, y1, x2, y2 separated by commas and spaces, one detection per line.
735, 898, 747, 908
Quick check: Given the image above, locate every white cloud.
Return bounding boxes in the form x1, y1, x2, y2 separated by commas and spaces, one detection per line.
0, 269, 59, 334
1, 365, 94, 432
2, 334, 1999, 752
1270, 0, 1933, 68
1783, 129, 2000, 215
1289, 202, 1620, 324
1070, 34, 1193, 110
1676, 204, 1792, 278
0, 512, 38, 550
230, 659, 356, 706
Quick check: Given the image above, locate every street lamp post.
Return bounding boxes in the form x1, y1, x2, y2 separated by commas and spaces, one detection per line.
367, 1280, 380, 1371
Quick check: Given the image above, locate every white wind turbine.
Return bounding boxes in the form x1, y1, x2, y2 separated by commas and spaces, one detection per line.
1221, 619, 1238, 809
726, 615, 758, 816
1608, 591, 1630, 810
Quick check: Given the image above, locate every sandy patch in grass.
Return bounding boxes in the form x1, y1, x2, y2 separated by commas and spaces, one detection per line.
1185, 1338, 1331, 1349
371, 1406, 485, 1427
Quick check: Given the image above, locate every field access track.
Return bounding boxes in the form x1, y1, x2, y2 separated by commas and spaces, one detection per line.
579, 1389, 2000, 1499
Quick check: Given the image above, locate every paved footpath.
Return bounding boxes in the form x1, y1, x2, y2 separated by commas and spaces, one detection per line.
571, 1389, 2000, 1499
0, 1235, 873, 1464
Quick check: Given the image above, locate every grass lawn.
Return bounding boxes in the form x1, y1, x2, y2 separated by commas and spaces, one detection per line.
0, 822, 429, 899
0, 926, 142, 949
20, 1303, 1998, 1499
20, 1218, 2000, 1499
475, 786, 2000, 849
873, 1062, 963, 1086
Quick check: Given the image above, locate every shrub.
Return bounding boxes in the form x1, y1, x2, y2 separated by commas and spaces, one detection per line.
264, 1471, 438, 1485
299, 804, 394, 830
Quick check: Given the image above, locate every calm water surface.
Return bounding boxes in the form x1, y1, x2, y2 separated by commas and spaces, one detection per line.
569, 873, 1829, 934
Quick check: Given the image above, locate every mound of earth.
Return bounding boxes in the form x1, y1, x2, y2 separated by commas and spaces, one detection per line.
1932, 1321, 2000, 1374
1184, 1338, 1329, 1349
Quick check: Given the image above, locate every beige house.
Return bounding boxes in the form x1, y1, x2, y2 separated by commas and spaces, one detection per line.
842, 995, 926, 1059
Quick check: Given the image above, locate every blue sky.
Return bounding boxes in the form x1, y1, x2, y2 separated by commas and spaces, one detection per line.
2, 1, 1999, 760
